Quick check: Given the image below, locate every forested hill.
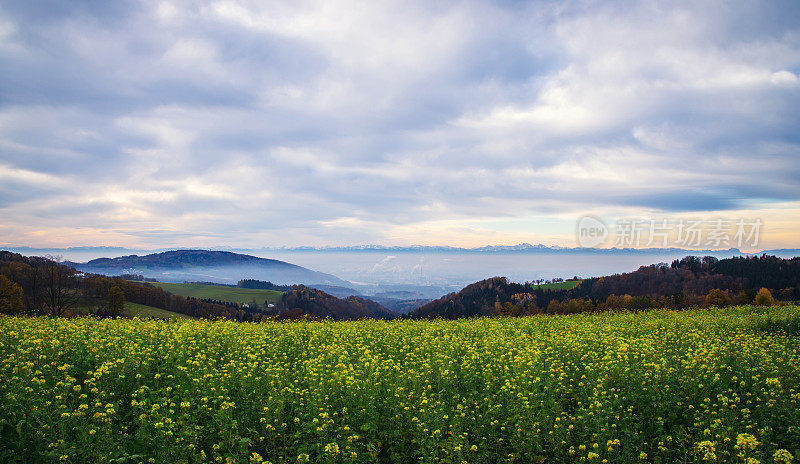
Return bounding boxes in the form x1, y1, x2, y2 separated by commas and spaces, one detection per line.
68, 249, 350, 286
412, 277, 519, 319
411, 255, 800, 319
275, 286, 398, 320
80, 250, 288, 268
576, 255, 800, 301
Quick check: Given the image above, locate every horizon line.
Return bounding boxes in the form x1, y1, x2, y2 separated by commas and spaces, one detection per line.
3, 243, 799, 255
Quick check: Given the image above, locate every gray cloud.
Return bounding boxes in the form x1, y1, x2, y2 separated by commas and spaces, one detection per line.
0, 0, 799, 248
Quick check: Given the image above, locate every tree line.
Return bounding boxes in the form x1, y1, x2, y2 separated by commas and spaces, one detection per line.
237, 279, 296, 292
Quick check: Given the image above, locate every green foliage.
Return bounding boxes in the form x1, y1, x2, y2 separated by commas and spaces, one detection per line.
1, 306, 800, 463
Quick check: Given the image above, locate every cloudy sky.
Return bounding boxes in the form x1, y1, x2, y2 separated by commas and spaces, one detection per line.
1, 0, 799, 250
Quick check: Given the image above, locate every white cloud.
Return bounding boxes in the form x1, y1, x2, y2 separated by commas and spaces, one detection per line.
0, 0, 798, 248
0, 163, 67, 186
771, 70, 800, 86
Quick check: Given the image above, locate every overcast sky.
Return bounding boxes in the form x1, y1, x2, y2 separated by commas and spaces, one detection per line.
1, 0, 799, 249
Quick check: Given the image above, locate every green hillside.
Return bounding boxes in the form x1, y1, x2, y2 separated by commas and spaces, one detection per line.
124, 302, 195, 320
529, 280, 582, 290
150, 282, 283, 305
69, 299, 191, 320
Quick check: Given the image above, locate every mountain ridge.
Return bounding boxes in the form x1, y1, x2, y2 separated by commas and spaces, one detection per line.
80, 249, 304, 269
68, 249, 351, 287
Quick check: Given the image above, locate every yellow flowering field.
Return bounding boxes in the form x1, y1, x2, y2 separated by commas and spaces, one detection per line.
1, 306, 799, 464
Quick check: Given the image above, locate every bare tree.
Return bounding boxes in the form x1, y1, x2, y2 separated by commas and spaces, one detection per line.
2, 261, 41, 314
40, 264, 80, 316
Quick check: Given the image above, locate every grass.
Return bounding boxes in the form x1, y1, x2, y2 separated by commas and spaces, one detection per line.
529, 279, 582, 290
68, 298, 190, 320
123, 302, 195, 320
148, 282, 283, 305
1, 305, 798, 463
